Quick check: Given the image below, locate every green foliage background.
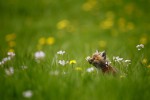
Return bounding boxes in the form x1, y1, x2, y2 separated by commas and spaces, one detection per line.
0, 0, 150, 100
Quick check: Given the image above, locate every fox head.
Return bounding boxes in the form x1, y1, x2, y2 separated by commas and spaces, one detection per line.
87, 50, 107, 68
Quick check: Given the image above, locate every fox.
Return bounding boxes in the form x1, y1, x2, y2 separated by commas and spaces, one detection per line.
86, 50, 117, 75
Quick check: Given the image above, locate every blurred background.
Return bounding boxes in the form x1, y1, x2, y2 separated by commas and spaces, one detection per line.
0, 0, 149, 54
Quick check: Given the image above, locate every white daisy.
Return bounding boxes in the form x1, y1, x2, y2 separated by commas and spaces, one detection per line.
7, 52, 15, 57
86, 67, 95, 73
34, 51, 45, 60
113, 56, 123, 62
57, 50, 65, 55
124, 60, 131, 63
58, 60, 66, 66
5, 67, 14, 76
22, 90, 33, 98
136, 44, 144, 50
2, 57, 11, 62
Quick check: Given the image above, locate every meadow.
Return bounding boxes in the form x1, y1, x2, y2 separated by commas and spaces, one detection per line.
0, 0, 150, 100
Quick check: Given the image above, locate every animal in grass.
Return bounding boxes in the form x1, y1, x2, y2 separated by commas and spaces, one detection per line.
87, 50, 117, 75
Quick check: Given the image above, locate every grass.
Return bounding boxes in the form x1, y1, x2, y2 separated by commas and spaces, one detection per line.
0, 0, 150, 100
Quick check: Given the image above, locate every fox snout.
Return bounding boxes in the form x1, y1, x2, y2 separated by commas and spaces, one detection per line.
87, 57, 102, 68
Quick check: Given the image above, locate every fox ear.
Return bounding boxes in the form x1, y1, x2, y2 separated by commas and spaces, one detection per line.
101, 51, 106, 60
95, 50, 99, 54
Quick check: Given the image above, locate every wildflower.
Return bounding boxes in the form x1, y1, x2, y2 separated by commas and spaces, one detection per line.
142, 58, 147, 64
75, 67, 83, 71
34, 51, 45, 60
86, 67, 95, 73
38, 37, 46, 45
100, 18, 114, 29
57, 50, 65, 55
7, 52, 15, 57
147, 65, 150, 68
1, 61, 5, 65
8, 49, 15, 53
140, 36, 147, 45
0, 52, 15, 66
124, 60, 131, 66
47, 37, 55, 45
58, 60, 67, 66
69, 60, 76, 64
85, 56, 91, 61
0, 61, 3, 65
5, 33, 16, 42
82, 0, 97, 11
5, 67, 14, 76
2, 57, 10, 62
113, 56, 131, 66
100, 12, 114, 30
136, 44, 144, 50
57, 19, 69, 30
113, 56, 123, 62
22, 90, 33, 98
124, 60, 131, 63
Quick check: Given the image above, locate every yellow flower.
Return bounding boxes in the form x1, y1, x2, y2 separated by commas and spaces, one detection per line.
8, 49, 15, 53
142, 58, 147, 64
39, 37, 46, 45
140, 36, 147, 45
69, 60, 77, 64
100, 18, 114, 29
82, 0, 97, 11
47, 37, 55, 45
100, 11, 115, 29
5, 33, 16, 42
57, 19, 69, 30
75, 67, 82, 71
147, 65, 150, 68
8, 41, 16, 47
